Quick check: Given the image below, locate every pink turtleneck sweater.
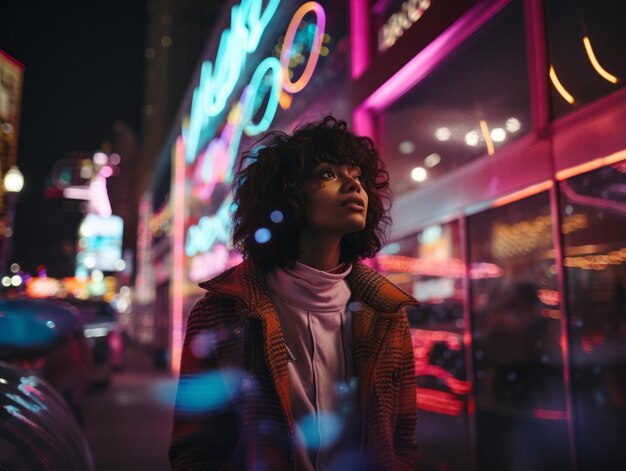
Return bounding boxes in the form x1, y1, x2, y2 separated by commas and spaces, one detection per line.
265, 262, 361, 471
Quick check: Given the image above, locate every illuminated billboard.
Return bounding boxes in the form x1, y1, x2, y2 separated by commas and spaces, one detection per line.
0, 50, 24, 173
76, 214, 124, 273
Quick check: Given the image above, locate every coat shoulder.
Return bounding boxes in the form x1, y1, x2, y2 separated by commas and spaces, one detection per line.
348, 262, 420, 313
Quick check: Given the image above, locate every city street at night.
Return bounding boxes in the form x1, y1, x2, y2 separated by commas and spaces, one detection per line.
82, 344, 176, 471
1, 0, 625, 469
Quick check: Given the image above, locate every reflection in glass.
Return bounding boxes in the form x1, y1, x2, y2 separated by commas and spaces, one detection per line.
545, 0, 626, 118
378, 221, 472, 470
468, 192, 571, 470
560, 163, 626, 470
378, 0, 530, 196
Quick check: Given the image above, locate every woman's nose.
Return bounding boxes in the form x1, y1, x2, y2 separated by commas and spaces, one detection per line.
344, 176, 361, 193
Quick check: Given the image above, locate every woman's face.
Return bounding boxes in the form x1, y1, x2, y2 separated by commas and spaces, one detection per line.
303, 163, 368, 236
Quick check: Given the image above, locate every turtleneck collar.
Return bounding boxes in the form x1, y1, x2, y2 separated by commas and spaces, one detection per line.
265, 261, 353, 312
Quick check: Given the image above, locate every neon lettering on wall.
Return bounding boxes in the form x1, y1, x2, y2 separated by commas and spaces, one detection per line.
411, 328, 471, 416
186, 0, 282, 163
184, 2, 326, 257
379, 0, 432, 52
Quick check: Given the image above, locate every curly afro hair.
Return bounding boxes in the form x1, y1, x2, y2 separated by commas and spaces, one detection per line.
231, 116, 392, 271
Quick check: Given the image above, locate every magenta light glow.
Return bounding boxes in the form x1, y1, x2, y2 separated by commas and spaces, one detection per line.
350, 0, 370, 79
356, 0, 509, 115
171, 136, 187, 374
280, 2, 326, 93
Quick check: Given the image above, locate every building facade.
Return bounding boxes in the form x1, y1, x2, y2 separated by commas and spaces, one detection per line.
141, 0, 625, 469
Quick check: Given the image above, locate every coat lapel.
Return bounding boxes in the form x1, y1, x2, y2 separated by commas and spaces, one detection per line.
199, 261, 294, 434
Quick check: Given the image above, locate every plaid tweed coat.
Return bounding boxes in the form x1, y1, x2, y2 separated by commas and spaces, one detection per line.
169, 259, 420, 470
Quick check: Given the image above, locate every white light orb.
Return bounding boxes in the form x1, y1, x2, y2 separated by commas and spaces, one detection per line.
4, 166, 24, 193
505, 117, 521, 133
424, 153, 441, 168
398, 140, 415, 154
491, 128, 506, 142
410, 167, 428, 182
93, 152, 108, 165
465, 131, 479, 147
434, 127, 451, 141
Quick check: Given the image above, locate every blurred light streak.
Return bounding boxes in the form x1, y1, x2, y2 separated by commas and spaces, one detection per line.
175, 369, 246, 413
556, 149, 626, 181
280, 2, 325, 93
350, 0, 369, 79
583, 36, 618, 83
561, 180, 626, 216
415, 387, 464, 416
377, 254, 502, 279
492, 180, 553, 208
533, 408, 567, 420
479, 120, 495, 156
171, 136, 186, 374
549, 66, 575, 104
537, 289, 560, 306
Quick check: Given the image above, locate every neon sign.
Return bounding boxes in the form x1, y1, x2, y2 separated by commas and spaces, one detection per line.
411, 328, 471, 416
378, 0, 432, 52
186, 0, 281, 162
184, 1, 326, 257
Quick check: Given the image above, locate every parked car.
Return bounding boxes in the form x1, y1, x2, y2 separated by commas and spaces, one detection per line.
0, 361, 94, 470
0, 298, 91, 421
64, 298, 125, 387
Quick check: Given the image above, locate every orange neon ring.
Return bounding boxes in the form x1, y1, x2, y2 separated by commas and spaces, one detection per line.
280, 2, 326, 94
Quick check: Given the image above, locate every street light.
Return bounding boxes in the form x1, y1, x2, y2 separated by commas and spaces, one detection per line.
4, 166, 24, 193
1, 165, 24, 276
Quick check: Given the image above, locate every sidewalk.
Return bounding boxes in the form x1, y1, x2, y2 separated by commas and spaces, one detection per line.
82, 343, 177, 471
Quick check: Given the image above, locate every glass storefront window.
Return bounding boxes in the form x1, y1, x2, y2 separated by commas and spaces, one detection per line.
545, 0, 626, 119
377, 221, 472, 471
378, 0, 530, 196
468, 192, 571, 470
560, 163, 626, 470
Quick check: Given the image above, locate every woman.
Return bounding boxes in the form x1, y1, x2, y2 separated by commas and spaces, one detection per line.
169, 116, 420, 470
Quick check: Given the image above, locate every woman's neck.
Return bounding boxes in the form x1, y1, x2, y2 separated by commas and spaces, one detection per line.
296, 231, 342, 271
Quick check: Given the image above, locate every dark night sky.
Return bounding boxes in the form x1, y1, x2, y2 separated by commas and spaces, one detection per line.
0, 1, 146, 276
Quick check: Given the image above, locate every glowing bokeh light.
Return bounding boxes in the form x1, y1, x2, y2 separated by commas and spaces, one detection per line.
93, 152, 108, 165
434, 127, 451, 141
296, 412, 343, 450
270, 210, 284, 223
464, 130, 479, 146
505, 117, 521, 132
175, 369, 246, 413
254, 228, 272, 243
424, 153, 441, 168
10, 275, 22, 286
410, 167, 427, 182
490, 127, 506, 142
398, 140, 415, 154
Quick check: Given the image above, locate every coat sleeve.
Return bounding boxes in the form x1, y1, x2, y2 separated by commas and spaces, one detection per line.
168, 294, 241, 471
393, 312, 421, 470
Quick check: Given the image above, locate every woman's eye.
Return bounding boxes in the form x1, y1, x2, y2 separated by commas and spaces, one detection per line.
353, 175, 363, 182
320, 170, 335, 179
